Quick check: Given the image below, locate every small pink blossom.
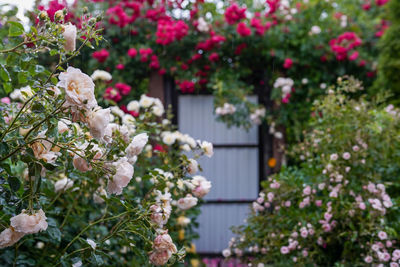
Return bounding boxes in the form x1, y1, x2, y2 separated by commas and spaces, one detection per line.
280, 246, 289, 254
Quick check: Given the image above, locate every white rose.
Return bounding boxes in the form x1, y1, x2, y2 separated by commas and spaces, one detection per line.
127, 100, 140, 112
201, 141, 213, 157
152, 105, 164, 117
222, 249, 231, 257
125, 133, 148, 157
187, 159, 198, 175
177, 194, 198, 210
191, 175, 212, 198
90, 70, 112, 82
122, 114, 136, 126
88, 107, 111, 139
139, 94, 154, 108
57, 67, 97, 110
10, 209, 48, 234
197, 17, 210, 32
162, 132, 176, 145
62, 23, 77, 52
107, 157, 134, 195
310, 25, 321, 34
110, 106, 125, 118
54, 177, 74, 192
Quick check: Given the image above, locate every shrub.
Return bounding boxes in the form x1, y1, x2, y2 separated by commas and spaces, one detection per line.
226, 77, 400, 266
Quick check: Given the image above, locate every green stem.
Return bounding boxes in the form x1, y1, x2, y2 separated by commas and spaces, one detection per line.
60, 211, 130, 256
0, 94, 37, 142
23, 100, 65, 141
0, 40, 37, 54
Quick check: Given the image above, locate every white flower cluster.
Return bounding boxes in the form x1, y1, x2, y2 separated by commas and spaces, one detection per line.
215, 103, 236, 116
197, 17, 210, 32
274, 77, 294, 99
250, 108, 266, 125
126, 94, 165, 117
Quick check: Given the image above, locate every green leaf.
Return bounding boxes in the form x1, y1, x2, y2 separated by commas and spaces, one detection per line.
0, 64, 10, 82
35, 65, 45, 73
17, 71, 28, 83
31, 102, 45, 113
92, 254, 104, 265
8, 176, 21, 192
2, 83, 12, 94
8, 21, 24, 37
47, 226, 62, 244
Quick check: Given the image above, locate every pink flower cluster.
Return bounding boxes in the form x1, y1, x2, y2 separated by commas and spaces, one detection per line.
156, 19, 189, 45
225, 3, 247, 25
104, 82, 131, 102
329, 32, 362, 61
92, 49, 110, 63
106, 1, 141, 28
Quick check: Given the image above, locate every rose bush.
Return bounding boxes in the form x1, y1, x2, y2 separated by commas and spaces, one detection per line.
225, 77, 400, 266
29, 0, 389, 136
0, 8, 213, 266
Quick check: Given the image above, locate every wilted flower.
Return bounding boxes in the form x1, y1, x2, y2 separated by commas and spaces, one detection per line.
10, 209, 48, 234
177, 194, 198, 210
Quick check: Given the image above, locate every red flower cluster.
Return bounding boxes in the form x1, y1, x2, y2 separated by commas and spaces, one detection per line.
104, 87, 122, 102
149, 55, 160, 69
156, 19, 189, 45
120, 105, 139, 117
208, 52, 219, 62
104, 82, 132, 102
196, 33, 226, 51
375, 20, 389, 37
250, 18, 267, 36
115, 83, 131, 95
235, 43, 247, 55
139, 48, 153, 62
329, 32, 362, 61
236, 22, 252, 37
225, 3, 247, 25
92, 49, 110, 63
266, 0, 280, 15
178, 80, 195, 93
106, 2, 141, 28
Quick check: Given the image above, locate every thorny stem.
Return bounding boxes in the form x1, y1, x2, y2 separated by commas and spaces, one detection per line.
0, 40, 38, 54
0, 94, 37, 142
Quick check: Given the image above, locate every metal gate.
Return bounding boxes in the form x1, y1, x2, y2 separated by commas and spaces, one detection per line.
177, 95, 262, 254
